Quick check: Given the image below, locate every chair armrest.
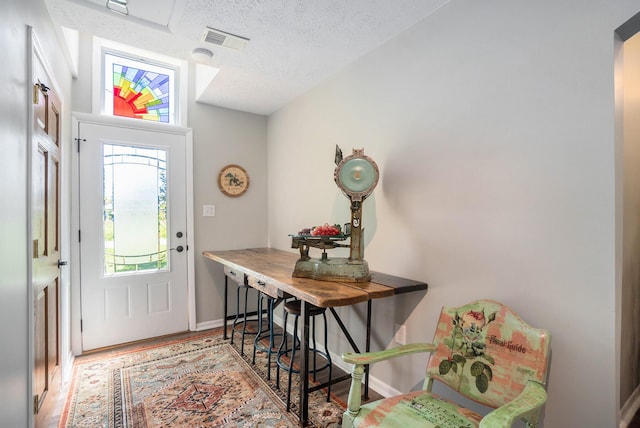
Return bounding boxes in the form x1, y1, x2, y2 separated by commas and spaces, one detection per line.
341, 343, 436, 427
479, 380, 548, 428
342, 342, 436, 365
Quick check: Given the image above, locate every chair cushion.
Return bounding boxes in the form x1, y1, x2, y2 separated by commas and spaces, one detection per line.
352, 390, 482, 428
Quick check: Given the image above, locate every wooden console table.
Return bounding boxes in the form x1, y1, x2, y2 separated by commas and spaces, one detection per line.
203, 248, 427, 426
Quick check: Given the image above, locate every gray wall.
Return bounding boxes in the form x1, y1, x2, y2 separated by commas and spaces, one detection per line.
188, 78, 268, 324
0, 0, 73, 425
267, 1, 640, 426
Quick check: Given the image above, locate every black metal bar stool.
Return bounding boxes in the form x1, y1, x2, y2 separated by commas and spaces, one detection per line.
252, 294, 283, 380
230, 277, 260, 356
276, 299, 332, 411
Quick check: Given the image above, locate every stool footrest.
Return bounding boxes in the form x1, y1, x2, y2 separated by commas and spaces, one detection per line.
276, 347, 332, 374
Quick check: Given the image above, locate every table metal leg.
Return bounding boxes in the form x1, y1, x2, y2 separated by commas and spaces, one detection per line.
223, 275, 229, 340
328, 304, 371, 399
299, 300, 310, 426
365, 300, 371, 399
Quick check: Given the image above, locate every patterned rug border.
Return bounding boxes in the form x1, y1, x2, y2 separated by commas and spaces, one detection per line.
72, 329, 225, 363
59, 330, 228, 428
59, 328, 347, 427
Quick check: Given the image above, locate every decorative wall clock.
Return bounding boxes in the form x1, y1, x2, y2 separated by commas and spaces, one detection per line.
218, 164, 249, 197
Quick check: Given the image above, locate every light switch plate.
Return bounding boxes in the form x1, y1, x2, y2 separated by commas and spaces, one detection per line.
203, 205, 216, 217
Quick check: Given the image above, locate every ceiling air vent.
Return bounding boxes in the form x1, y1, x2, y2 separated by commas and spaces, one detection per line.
202, 27, 249, 51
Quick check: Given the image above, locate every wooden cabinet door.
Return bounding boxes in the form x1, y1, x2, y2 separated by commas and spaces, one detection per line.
32, 46, 62, 427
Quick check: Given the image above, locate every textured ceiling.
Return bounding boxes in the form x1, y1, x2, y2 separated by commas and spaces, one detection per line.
45, 0, 449, 115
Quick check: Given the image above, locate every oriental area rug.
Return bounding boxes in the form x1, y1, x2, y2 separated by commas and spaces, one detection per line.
59, 329, 346, 427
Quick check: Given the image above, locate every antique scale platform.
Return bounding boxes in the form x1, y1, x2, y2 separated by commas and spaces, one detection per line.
291, 146, 379, 282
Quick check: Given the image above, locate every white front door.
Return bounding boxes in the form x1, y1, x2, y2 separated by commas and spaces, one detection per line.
79, 120, 189, 350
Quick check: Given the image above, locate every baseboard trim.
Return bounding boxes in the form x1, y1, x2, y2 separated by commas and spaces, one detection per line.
620, 385, 640, 428
61, 350, 75, 386
195, 319, 224, 331
328, 349, 402, 399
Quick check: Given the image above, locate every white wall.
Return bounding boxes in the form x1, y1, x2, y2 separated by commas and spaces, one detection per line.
0, 7, 31, 421
0, 0, 73, 425
268, 1, 640, 426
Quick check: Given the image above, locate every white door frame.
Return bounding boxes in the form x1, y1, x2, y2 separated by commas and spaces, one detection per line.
70, 112, 195, 355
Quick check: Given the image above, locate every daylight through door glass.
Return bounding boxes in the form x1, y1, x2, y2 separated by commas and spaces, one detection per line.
103, 143, 168, 274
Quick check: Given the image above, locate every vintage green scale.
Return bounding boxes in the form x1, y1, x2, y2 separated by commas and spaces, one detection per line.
291, 146, 379, 282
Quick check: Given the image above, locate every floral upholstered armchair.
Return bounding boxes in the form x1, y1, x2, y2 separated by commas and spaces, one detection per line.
341, 300, 551, 428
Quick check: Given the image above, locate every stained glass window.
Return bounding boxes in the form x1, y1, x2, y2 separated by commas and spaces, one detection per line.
104, 52, 176, 124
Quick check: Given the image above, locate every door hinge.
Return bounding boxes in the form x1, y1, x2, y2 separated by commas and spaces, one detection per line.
33, 81, 49, 104
78, 230, 81, 242
33, 395, 39, 415
80, 319, 83, 332
74, 137, 85, 153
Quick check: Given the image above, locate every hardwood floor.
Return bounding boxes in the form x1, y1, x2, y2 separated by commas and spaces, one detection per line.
37, 367, 63, 428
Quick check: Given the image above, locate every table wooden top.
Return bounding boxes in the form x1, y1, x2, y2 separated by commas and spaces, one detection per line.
203, 248, 427, 308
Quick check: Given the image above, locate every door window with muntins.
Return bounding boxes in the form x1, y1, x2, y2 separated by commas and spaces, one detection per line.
103, 143, 168, 274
